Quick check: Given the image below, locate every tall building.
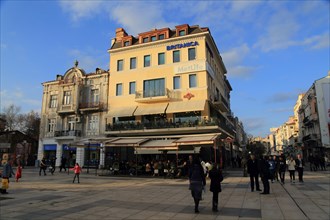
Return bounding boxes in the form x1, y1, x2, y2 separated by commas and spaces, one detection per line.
299, 72, 330, 158
38, 25, 237, 169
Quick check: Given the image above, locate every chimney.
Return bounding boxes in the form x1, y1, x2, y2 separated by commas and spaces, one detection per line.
115, 28, 128, 42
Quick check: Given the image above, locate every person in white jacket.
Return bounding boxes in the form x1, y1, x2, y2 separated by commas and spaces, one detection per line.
287, 156, 296, 184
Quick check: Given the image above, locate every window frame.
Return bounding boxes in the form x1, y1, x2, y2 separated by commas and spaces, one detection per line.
117, 59, 124, 71
116, 83, 123, 96
129, 81, 136, 95
173, 76, 181, 90
188, 48, 196, 61
173, 50, 180, 63
130, 57, 136, 69
144, 55, 151, 67
189, 74, 197, 88
63, 91, 71, 105
158, 52, 165, 65
49, 95, 58, 108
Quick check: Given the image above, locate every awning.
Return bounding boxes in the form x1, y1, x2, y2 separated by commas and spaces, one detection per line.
166, 100, 206, 114
134, 103, 168, 115
174, 134, 219, 145
109, 106, 137, 117
104, 138, 148, 147
139, 139, 178, 150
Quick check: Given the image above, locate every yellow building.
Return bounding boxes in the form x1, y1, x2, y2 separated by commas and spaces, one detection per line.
104, 24, 235, 165
38, 24, 236, 170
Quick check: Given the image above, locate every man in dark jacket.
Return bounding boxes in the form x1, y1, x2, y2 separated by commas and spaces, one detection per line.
1, 158, 15, 194
189, 156, 206, 213
247, 154, 261, 192
260, 156, 270, 194
209, 164, 223, 212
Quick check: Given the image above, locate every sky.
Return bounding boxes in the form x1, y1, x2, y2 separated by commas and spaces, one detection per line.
0, 0, 329, 137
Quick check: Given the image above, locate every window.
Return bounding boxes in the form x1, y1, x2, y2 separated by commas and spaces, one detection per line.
189, 74, 197, 88
151, 36, 157, 41
179, 30, 185, 36
117, 59, 123, 71
173, 76, 180, 90
173, 50, 180, 63
144, 55, 151, 67
124, 41, 130, 46
63, 91, 71, 105
143, 78, 165, 98
143, 37, 148, 43
188, 48, 196, 60
68, 116, 75, 131
158, 53, 165, 65
49, 95, 57, 108
48, 119, 56, 132
130, 57, 136, 69
88, 115, 99, 131
129, 82, 136, 95
116, 83, 122, 96
159, 34, 165, 40
91, 89, 99, 104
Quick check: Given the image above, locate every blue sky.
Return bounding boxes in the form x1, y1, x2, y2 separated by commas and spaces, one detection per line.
1, 0, 329, 137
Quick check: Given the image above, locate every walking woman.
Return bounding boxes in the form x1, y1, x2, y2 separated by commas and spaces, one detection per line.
189, 157, 206, 213
209, 164, 223, 212
287, 156, 296, 184
70, 163, 82, 183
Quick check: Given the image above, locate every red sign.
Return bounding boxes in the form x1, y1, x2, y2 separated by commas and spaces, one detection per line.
184, 92, 194, 100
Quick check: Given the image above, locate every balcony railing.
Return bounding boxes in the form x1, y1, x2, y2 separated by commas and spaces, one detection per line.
79, 102, 104, 110
54, 130, 81, 137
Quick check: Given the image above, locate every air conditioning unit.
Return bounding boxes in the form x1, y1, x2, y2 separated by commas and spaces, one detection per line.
75, 116, 81, 123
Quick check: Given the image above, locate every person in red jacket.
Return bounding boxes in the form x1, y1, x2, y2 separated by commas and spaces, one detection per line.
15, 162, 23, 182
70, 163, 82, 183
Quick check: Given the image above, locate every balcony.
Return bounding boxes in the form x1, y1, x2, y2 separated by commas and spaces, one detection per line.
135, 90, 171, 103
105, 117, 235, 136
302, 134, 319, 142
57, 104, 75, 114
54, 130, 81, 138
212, 95, 229, 112
79, 102, 105, 112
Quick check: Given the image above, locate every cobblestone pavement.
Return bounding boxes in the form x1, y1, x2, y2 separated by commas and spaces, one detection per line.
0, 167, 329, 220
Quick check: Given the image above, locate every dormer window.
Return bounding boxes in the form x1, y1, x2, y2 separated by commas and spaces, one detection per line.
124, 41, 130, 46
179, 30, 185, 36
159, 34, 165, 40
143, 37, 149, 43
151, 36, 157, 41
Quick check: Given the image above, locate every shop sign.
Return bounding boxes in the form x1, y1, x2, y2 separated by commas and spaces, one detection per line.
166, 41, 199, 50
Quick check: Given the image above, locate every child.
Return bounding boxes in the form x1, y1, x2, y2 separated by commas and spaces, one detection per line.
70, 163, 82, 183
15, 163, 22, 182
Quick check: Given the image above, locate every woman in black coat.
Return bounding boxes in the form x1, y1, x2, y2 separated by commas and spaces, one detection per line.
189, 157, 206, 213
209, 164, 223, 212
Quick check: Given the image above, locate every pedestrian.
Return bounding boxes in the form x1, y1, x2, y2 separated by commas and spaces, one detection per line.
247, 154, 261, 192
273, 155, 280, 182
268, 155, 275, 183
209, 163, 223, 212
39, 157, 47, 176
50, 156, 56, 175
70, 163, 82, 183
1, 158, 15, 194
295, 154, 305, 183
189, 156, 206, 213
259, 156, 270, 194
287, 156, 296, 184
278, 156, 286, 184
15, 161, 23, 182
59, 156, 67, 172
308, 154, 315, 171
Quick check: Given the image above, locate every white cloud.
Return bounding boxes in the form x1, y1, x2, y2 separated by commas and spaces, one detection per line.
0, 43, 7, 49
108, 2, 174, 35
59, 0, 104, 22
222, 44, 257, 79
302, 32, 330, 50
67, 49, 106, 72
0, 89, 41, 113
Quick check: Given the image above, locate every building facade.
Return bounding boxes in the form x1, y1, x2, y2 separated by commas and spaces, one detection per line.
38, 25, 237, 170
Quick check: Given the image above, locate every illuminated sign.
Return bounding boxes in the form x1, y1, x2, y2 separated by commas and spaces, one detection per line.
166, 41, 199, 50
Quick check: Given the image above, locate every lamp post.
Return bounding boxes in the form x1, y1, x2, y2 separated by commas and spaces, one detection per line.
87, 142, 90, 174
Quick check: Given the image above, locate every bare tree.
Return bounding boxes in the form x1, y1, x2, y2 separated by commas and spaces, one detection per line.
2, 104, 22, 131
23, 110, 40, 140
